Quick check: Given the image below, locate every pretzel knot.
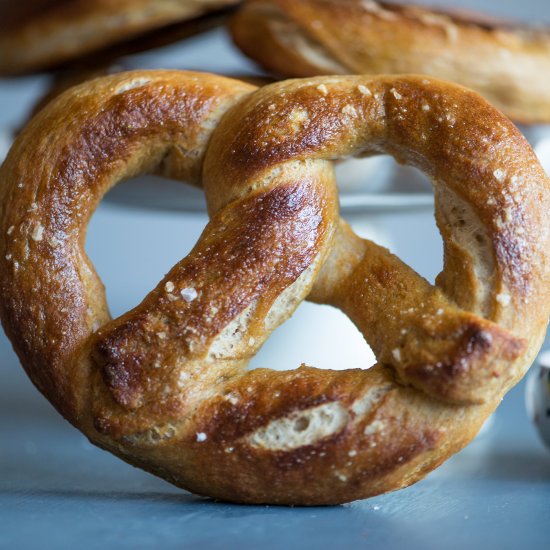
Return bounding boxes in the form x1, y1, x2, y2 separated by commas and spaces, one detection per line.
1, 71, 549, 505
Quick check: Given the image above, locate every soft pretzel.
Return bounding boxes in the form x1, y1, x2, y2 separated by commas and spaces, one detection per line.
1, 70, 549, 505
0, 0, 240, 75
231, 0, 550, 124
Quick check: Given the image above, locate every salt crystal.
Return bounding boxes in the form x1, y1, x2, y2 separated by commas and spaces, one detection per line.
357, 85, 372, 96
496, 293, 511, 306
316, 83, 328, 95
390, 88, 403, 100
164, 281, 175, 293
341, 104, 357, 116
181, 287, 198, 302
31, 223, 44, 241
493, 168, 506, 182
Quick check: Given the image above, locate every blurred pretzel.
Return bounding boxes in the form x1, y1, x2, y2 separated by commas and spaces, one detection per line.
0, 70, 548, 505
0, 0, 241, 75
231, 0, 550, 124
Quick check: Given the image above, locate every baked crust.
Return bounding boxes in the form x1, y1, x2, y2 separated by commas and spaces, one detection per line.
0, 70, 549, 505
231, 0, 550, 124
0, 0, 240, 75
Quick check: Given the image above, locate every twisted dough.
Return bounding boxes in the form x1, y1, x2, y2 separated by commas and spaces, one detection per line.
1, 70, 549, 505
231, 0, 550, 124
0, 0, 240, 75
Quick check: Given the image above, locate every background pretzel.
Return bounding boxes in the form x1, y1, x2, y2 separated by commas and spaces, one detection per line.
0, 0, 241, 75
0, 70, 549, 505
231, 0, 550, 124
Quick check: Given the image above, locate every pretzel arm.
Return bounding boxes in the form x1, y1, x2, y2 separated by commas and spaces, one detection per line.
309, 221, 524, 404
134, 363, 493, 505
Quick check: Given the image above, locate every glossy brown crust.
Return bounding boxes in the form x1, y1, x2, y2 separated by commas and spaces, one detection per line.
231, 0, 550, 124
0, 0, 240, 75
1, 71, 549, 505
22, 66, 274, 133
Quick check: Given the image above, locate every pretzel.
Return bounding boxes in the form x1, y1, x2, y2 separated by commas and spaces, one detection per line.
0, 0, 240, 75
1, 70, 549, 505
231, 0, 550, 124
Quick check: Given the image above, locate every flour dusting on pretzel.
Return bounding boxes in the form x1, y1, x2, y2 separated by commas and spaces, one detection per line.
0, 70, 549, 505
231, 0, 550, 123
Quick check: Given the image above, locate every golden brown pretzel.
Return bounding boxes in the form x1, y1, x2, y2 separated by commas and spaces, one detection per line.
1, 70, 549, 505
0, 0, 241, 75
231, 0, 550, 124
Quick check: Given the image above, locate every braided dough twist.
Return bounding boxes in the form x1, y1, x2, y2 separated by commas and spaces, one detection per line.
1, 70, 549, 505
231, 0, 550, 124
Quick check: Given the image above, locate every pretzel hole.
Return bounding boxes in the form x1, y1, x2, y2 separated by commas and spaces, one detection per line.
87, 197, 204, 315
106, 175, 207, 212
338, 155, 442, 286
249, 302, 376, 371
335, 156, 432, 196
341, 212, 442, 290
